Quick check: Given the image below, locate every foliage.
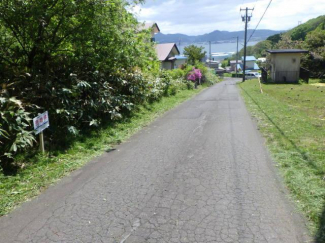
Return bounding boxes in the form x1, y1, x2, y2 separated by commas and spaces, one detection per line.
168, 68, 186, 80
182, 62, 219, 86
187, 68, 202, 82
251, 40, 273, 57
183, 45, 207, 65
274, 34, 303, 49
233, 40, 273, 59
233, 46, 254, 59
0, 0, 165, 172
0, 96, 35, 171
204, 69, 220, 86
304, 24, 325, 59
301, 24, 325, 77
266, 33, 282, 45
221, 59, 230, 68
288, 15, 325, 41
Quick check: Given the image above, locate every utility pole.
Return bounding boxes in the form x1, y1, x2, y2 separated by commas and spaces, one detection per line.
240, 7, 253, 82
233, 36, 239, 77
209, 41, 211, 68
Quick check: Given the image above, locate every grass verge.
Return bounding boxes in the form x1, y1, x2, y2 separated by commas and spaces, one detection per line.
0, 85, 208, 216
238, 79, 325, 242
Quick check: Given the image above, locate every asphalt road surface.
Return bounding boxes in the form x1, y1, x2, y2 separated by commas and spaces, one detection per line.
0, 78, 311, 243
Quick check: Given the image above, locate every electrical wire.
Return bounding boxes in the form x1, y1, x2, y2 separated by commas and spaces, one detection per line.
253, 0, 259, 10
247, 0, 272, 42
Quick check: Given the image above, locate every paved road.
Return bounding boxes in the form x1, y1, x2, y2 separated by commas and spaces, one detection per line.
0, 78, 311, 243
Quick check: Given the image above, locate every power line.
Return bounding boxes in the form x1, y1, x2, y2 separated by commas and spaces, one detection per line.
247, 0, 272, 43
253, 0, 259, 10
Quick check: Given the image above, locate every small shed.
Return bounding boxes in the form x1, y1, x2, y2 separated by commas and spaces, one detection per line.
267, 49, 308, 83
155, 43, 180, 70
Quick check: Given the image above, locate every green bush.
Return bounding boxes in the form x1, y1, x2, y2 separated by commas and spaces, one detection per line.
232, 73, 243, 78
205, 70, 220, 86
167, 69, 186, 80
183, 63, 219, 86
0, 96, 35, 172
0, 0, 161, 170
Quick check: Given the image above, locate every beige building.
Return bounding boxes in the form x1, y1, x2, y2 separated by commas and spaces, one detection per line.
267, 49, 308, 83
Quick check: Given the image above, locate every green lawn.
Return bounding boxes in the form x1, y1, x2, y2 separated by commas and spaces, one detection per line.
239, 79, 325, 241
0, 85, 207, 217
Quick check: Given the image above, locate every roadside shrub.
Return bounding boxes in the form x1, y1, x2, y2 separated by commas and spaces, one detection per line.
145, 74, 165, 103
185, 80, 195, 90
182, 62, 219, 86
159, 70, 173, 96
0, 96, 35, 172
168, 69, 186, 80
205, 70, 220, 86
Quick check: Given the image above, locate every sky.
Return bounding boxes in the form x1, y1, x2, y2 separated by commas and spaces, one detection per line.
131, 0, 325, 35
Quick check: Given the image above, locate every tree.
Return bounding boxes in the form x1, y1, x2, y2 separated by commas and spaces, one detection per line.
183, 45, 206, 65
275, 34, 303, 49
0, 0, 159, 171
304, 24, 325, 57
221, 59, 230, 68
266, 33, 282, 46
251, 40, 273, 57
302, 24, 325, 77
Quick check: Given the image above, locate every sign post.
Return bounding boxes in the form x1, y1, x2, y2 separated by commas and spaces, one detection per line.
39, 132, 45, 153
33, 111, 49, 153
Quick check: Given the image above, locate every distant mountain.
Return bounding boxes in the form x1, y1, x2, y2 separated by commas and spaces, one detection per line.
155, 29, 283, 44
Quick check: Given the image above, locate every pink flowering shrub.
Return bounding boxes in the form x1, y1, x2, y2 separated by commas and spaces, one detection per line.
187, 68, 202, 82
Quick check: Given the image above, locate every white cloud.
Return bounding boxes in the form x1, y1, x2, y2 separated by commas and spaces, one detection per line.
135, 0, 325, 35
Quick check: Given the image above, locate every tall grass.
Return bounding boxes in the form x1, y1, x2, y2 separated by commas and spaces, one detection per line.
239, 80, 325, 241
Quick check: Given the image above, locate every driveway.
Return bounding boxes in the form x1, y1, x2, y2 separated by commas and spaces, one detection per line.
0, 78, 311, 242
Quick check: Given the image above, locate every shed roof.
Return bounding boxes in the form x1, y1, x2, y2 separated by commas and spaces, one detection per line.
241, 56, 256, 61
266, 49, 308, 54
155, 43, 180, 61
175, 55, 187, 60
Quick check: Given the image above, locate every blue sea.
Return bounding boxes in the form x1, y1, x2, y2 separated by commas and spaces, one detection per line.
177, 41, 259, 60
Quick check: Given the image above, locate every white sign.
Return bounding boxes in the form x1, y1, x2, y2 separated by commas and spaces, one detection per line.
33, 111, 49, 135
